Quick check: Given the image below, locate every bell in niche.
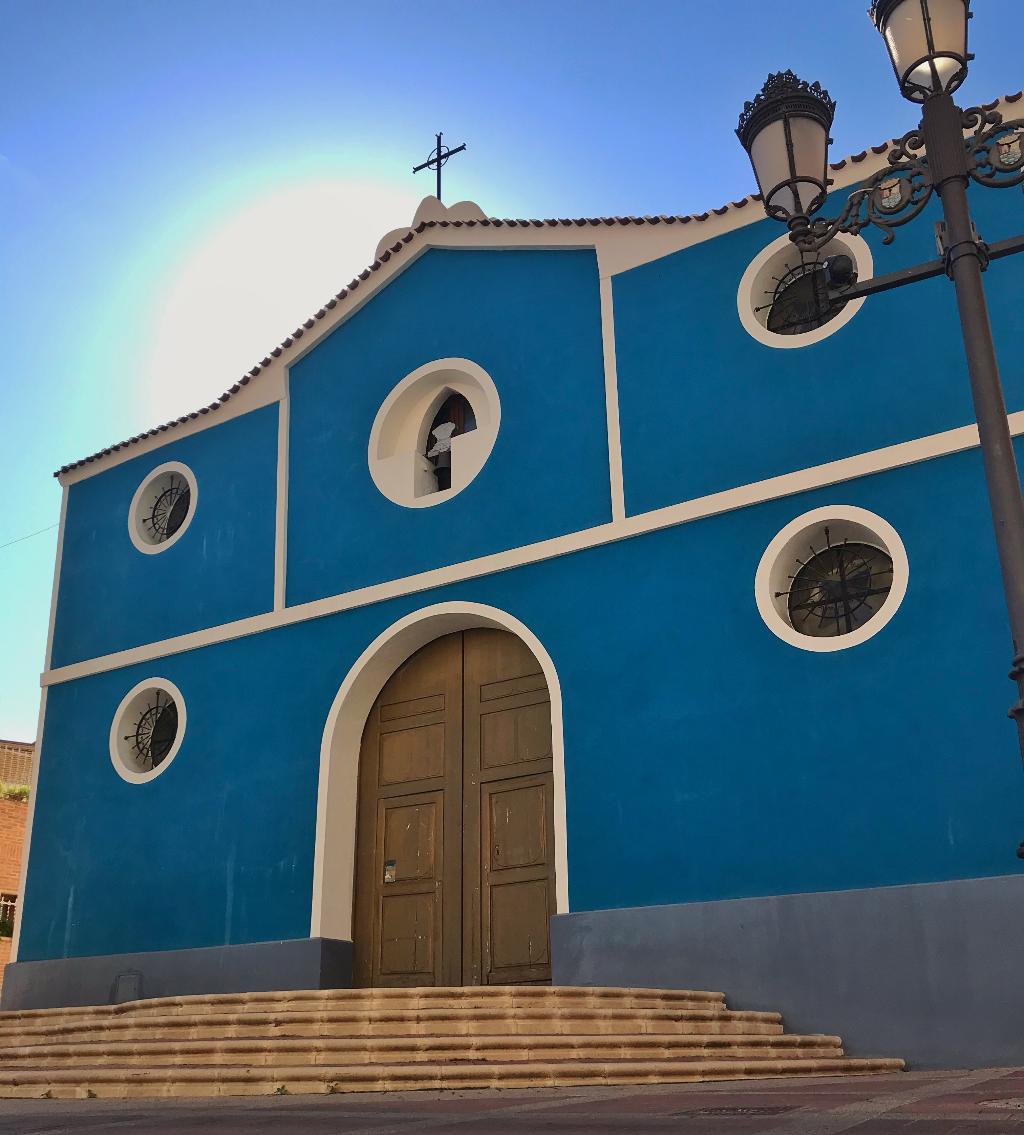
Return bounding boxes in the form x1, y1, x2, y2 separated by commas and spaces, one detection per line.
427, 420, 457, 491
423, 391, 477, 493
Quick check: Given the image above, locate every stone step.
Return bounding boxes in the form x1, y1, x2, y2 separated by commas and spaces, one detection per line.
0, 1005, 785, 1047
0, 985, 727, 1025
0, 1031, 844, 1068
0, 1057, 908, 1099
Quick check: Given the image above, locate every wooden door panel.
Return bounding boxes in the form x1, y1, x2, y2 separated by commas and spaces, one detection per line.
480, 702, 553, 769
489, 782, 549, 870
354, 634, 463, 988
379, 721, 446, 784
489, 879, 551, 971
479, 672, 548, 702
464, 629, 556, 986
378, 892, 436, 978
382, 798, 439, 881
356, 628, 556, 988
380, 693, 446, 722
372, 790, 443, 986
480, 774, 555, 983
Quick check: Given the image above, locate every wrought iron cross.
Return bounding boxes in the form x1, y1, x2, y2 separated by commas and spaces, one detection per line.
413, 132, 467, 202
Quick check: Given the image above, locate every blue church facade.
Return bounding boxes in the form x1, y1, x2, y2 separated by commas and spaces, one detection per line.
10, 103, 1024, 1067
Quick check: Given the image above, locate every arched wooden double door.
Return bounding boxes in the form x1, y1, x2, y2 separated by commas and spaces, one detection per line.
353, 629, 556, 987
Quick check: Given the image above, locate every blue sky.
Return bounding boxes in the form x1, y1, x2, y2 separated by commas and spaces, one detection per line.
2, 0, 1022, 740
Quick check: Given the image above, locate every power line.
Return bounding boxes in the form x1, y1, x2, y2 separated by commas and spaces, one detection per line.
0, 524, 58, 553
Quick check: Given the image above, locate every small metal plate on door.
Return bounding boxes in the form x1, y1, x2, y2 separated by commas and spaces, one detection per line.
383, 860, 397, 884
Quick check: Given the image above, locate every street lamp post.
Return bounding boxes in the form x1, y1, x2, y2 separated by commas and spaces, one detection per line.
736, 0, 1024, 855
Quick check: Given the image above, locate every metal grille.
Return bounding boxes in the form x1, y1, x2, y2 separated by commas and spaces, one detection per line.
763, 258, 845, 336
0, 893, 16, 938
776, 530, 894, 637
125, 692, 179, 772
145, 475, 191, 543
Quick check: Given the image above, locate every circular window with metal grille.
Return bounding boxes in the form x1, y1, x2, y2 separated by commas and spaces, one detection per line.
784, 536, 894, 638
738, 232, 872, 349
128, 463, 198, 554
755, 506, 908, 652
109, 678, 186, 783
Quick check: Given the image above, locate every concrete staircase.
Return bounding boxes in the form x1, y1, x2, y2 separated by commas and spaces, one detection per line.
0, 986, 904, 1098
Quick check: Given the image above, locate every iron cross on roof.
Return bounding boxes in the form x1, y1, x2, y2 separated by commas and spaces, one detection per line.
413, 132, 467, 203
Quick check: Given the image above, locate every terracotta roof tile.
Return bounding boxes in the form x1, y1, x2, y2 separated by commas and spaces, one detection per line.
56, 90, 1024, 477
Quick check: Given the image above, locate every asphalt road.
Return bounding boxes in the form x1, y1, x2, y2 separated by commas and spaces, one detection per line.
0, 1069, 1022, 1134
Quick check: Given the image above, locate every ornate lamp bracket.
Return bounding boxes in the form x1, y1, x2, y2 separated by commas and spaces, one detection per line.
788, 135, 935, 253
964, 107, 1024, 189
788, 105, 1024, 256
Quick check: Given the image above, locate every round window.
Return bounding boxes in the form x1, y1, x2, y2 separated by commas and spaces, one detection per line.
368, 358, 500, 508
755, 506, 908, 652
109, 678, 186, 783
785, 538, 894, 638
738, 232, 873, 349
129, 463, 197, 553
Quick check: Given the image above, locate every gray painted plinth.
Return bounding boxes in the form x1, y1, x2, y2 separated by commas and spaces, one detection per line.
0, 937, 353, 1011
551, 874, 1024, 1070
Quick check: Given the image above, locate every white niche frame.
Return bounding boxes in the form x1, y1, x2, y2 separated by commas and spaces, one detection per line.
737, 231, 873, 350
128, 461, 198, 554
755, 505, 909, 653
368, 358, 501, 508
108, 676, 187, 785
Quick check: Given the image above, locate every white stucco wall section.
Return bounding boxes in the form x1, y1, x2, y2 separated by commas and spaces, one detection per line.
310, 602, 570, 941
599, 276, 626, 521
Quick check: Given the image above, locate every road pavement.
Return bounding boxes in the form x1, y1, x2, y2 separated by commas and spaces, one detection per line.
1, 1068, 1024, 1133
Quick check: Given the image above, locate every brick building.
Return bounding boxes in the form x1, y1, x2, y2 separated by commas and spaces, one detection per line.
0, 741, 32, 983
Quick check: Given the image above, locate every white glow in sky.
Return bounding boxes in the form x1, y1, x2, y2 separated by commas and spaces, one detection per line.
141, 178, 423, 424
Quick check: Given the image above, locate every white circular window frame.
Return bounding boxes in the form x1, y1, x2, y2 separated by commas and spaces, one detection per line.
109, 677, 187, 784
128, 461, 198, 554
737, 231, 874, 350
368, 357, 501, 508
755, 505, 909, 653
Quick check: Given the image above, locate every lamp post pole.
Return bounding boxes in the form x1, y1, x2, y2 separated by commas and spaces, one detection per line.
921, 93, 1024, 751
736, 2, 1024, 850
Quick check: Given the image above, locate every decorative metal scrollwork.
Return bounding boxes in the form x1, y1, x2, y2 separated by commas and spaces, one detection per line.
965, 108, 1024, 189
790, 106, 1024, 254
790, 150, 934, 253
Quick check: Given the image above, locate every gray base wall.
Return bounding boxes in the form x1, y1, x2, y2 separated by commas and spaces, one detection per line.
0, 937, 354, 1011
551, 874, 1024, 1070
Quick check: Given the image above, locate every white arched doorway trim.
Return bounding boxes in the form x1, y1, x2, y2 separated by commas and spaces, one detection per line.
310, 601, 569, 942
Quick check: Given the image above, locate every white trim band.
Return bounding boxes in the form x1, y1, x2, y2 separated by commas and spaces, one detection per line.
42, 410, 1023, 687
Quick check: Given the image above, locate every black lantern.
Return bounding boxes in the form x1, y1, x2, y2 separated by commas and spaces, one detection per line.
870, 0, 972, 103
736, 71, 837, 224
